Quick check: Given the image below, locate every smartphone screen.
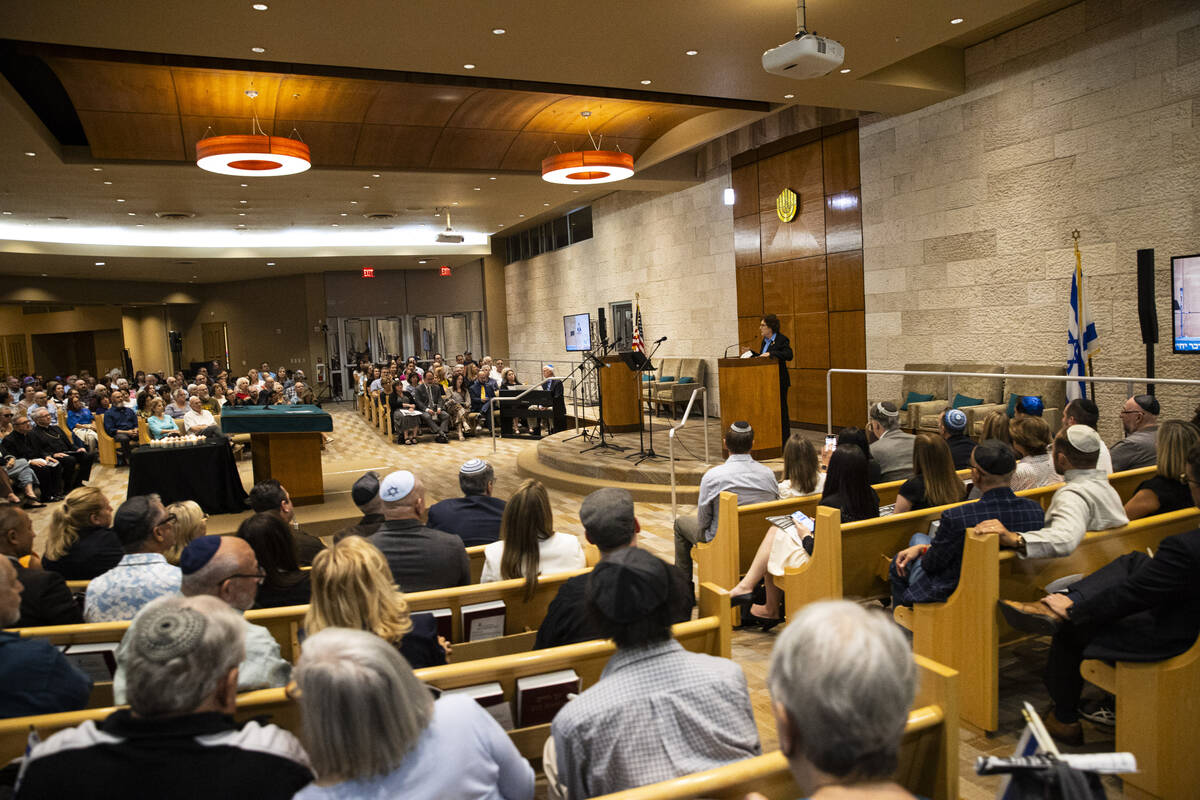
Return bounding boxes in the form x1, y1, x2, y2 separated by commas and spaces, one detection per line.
824, 435, 837, 450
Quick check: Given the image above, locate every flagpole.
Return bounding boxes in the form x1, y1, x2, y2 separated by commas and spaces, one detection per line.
1072, 229, 1094, 402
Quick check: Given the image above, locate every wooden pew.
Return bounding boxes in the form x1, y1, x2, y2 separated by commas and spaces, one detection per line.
0, 582, 732, 764
898, 507, 1199, 733
93, 412, 117, 466
590, 654, 959, 800
1081, 632, 1200, 800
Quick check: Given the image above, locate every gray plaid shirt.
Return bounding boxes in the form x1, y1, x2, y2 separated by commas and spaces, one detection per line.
550, 639, 760, 799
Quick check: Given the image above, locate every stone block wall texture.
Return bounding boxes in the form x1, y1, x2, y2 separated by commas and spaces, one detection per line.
505, 172, 737, 412
860, 0, 1200, 442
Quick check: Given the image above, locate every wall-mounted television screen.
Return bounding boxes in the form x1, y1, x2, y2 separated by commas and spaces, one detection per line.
1173, 254, 1200, 352
564, 313, 591, 352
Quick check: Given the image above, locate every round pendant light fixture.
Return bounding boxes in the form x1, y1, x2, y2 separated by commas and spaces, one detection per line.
196, 134, 311, 176
540, 111, 634, 185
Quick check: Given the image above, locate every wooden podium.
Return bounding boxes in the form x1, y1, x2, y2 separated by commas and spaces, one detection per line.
717, 357, 781, 459
598, 354, 642, 433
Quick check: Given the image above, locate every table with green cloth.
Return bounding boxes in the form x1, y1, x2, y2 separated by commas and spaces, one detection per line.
220, 405, 332, 504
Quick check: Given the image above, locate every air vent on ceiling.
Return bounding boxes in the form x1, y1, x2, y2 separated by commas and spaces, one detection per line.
174, 260, 197, 266
364, 211, 397, 220
47, 216, 69, 221
155, 211, 196, 220
22, 304, 75, 315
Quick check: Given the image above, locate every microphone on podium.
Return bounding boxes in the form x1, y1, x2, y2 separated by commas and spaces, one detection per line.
724, 339, 750, 358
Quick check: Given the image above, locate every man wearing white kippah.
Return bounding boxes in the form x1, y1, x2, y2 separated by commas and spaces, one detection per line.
368, 470, 470, 591
426, 459, 505, 546
976, 426, 1128, 558
866, 401, 916, 481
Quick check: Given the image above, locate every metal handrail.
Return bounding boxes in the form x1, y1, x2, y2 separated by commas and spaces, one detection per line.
669, 386, 710, 522
825, 368, 1200, 434
491, 378, 565, 453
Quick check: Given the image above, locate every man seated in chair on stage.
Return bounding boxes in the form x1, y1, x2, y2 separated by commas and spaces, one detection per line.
998, 441, 1200, 744
469, 365, 498, 432
672, 421, 779, 584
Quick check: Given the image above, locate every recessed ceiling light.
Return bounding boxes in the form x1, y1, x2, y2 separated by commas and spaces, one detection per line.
0, 211, 11, 216
240, 183, 248, 187
473, 186, 481, 191
519, 214, 525, 218
950, 17, 964, 24
418, 259, 427, 264
685, 49, 699, 56
239, 199, 248, 204
489, 176, 497, 181
91, 167, 102, 172
372, 173, 380, 178
463, 63, 476, 69
238, 212, 247, 216
103, 180, 112, 185
23, 152, 35, 157
362, 185, 370, 189
40, 274, 47, 278
497, 223, 504, 227
839, 68, 851, 73
127, 212, 136, 216
340, 212, 348, 216
136, 223, 143, 227
331, 223, 339, 227
266, 261, 275, 266
116, 198, 125, 203
350, 200, 358, 204
492, 28, 506, 35
543, 202, 550, 206
251, 46, 266, 53
451, 201, 459, 206
94, 261, 105, 266
784, 93, 795, 98
252, 2, 269, 9
640, 80, 652, 85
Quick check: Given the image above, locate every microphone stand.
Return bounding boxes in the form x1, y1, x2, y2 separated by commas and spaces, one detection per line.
581, 339, 627, 454
628, 337, 668, 465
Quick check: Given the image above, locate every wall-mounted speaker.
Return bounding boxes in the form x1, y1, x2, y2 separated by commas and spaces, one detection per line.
1136, 249, 1158, 345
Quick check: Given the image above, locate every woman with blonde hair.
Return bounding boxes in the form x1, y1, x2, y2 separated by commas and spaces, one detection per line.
979, 410, 1011, 445
1124, 420, 1200, 519
305, 536, 445, 668
480, 479, 585, 597
892, 433, 969, 514
1010, 416, 1059, 491
164, 500, 206, 564
41, 486, 123, 579
145, 397, 180, 440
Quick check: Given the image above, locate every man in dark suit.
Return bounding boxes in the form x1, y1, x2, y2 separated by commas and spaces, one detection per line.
426, 459, 506, 546
332, 472, 385, 543
0, 506, 83, 628
368, 470, 469, 592
31, 407, 94, 491
413, 371, 451, 443
540, 365, 567, 434
4, 415, 63, 501
469, 365, 498, 432
758, 314, 793, 451
1000, 441, 1200, 744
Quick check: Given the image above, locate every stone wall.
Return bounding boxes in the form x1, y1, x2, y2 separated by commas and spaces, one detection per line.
505, 172, 737, 411
860, 0, 1200, 441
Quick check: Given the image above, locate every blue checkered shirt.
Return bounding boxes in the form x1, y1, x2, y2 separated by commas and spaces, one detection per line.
83, 553, 182, 622
550, 639, 760, 800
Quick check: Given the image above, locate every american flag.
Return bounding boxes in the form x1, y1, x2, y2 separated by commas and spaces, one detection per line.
632, 300, 645, 354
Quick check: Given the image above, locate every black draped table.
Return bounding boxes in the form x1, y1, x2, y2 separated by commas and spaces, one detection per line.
127, 441, 248, 514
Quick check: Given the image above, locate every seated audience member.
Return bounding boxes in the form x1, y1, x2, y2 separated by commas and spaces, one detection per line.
64, 394, 99, 452
1010, 416, 1059, 491
1000, 441, 1200, 744
819, 444, 880, 522
778, 434, 824, 498
233, 376, 254, 405
547, 548, 760, 799
195, 384, 220, 415
41, 487, 123, 580
84, 494, 181, 622
892, 433, 968, 514
31, 406, 94, 491
426, 458, 506, 546
939, 408, 975, 469
388, 378, 421, 445
480, 479, 585, 591
20, 594, 312, 797
0, 433, 45, 508
0, 506, 82, 628
536, 488, 692, 650
411, 370, 451, 443
979, 409, 1011, 445
290, 380, 316, 406
164, 500, 207, 564
239, 512, 312, 608
1123, 420, 1200, 519
673, 422, 779, 582
102, 392, 139, 463
182, 396, 219, 434
113, 535, 290, 701
1111, 393, 1159, 471
145, 397, 179, 439
539, 364, 567, 434
367, 470, 470, 591
890, 440, 1045, 607
305, 536, 445, 669
248, 479, 325, 565
1013, 394, 1045, 420
765, 600, 922, 800
332, 471, 385, 543
444, 372, 473, 439
292, 628, 532, 800
0, 557, 90, 718
1060, 397, 1112, 473
866, 401, 916, 481
211, 382, 228, 408
166, 388, 190, 419
469, 365, 498, 431
830, 426, 882, 484
976, 426, 1128, 558
4, 415, 63, 501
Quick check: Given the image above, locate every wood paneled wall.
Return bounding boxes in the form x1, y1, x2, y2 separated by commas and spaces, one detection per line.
731, 120, 866, 429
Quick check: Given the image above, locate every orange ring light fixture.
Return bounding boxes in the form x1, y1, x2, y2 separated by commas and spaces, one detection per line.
196, 134, 311, 177
541, 150, 634, 185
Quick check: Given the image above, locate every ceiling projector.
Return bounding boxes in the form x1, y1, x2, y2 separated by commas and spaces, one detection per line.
436, 209, 464, 243
762, 32, 844, 79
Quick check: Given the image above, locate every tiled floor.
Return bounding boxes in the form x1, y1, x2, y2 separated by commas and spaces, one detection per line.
35, 403, 1126, 797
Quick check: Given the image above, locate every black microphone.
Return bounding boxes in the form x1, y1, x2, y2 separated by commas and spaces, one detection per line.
724, 339, 749, 358
653, 336, 668, 344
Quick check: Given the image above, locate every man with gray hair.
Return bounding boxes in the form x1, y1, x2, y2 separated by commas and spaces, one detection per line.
32, 405, 94, 490
866, 400, 915, 481
332, 471, 385, 543
3, 414, 63, 501
766, 600, 917, 798
426, 458, 506, 546
1111, 393, 1159, 471
368, 470, 470, 591
18, 595, 312, 797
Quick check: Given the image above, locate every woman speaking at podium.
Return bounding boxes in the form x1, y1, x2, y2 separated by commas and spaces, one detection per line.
759, 314, 793, 450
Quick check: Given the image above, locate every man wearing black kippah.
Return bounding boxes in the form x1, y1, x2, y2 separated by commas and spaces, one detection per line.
1111, 393, 1159, 471
545, 548, 759, 800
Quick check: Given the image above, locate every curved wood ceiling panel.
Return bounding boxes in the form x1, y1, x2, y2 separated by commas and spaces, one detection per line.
274, 76, 380, 124
428, 128, 518, 170
353, 124, 443, 168
523, 97, 639, 133
364, 83, 477, 126
170, 69, 282, 118
78, 111, 185, 161
598, 104, 710, 140
445, 89, 563, 131
47, 58, 178, 114
499, 131, 564, 171
273, 119, 362, 166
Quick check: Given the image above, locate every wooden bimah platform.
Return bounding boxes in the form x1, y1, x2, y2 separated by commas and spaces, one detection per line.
220, 405, 333, 505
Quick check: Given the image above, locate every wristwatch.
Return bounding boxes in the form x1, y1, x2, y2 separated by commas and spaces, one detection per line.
1014, 534, 1027, 555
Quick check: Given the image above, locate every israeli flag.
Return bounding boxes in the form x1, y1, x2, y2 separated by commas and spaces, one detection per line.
1067, 265, 1099, 400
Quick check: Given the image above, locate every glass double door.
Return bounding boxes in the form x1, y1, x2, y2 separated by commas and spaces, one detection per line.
336, 312, 484, 392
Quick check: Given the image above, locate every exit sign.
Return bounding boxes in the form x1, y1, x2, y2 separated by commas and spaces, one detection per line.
361, 267, 375, 278
440, 265, 451, 277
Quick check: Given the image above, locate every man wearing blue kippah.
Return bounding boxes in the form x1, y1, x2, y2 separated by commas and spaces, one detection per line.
938, 408, 975, 469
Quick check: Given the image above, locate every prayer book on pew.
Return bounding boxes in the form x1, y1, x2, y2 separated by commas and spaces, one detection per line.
516, 669, 580, 727
461, 599, 506, 641
63, 642, 119, 682
442, 682, 514, 730
428, 608, 452, 642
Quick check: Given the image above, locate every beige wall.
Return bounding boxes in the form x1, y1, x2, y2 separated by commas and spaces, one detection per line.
323, 262, 485, 318
482, 254, 509, 359
859, 0, 1200, 440
504, 173, 737, 411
